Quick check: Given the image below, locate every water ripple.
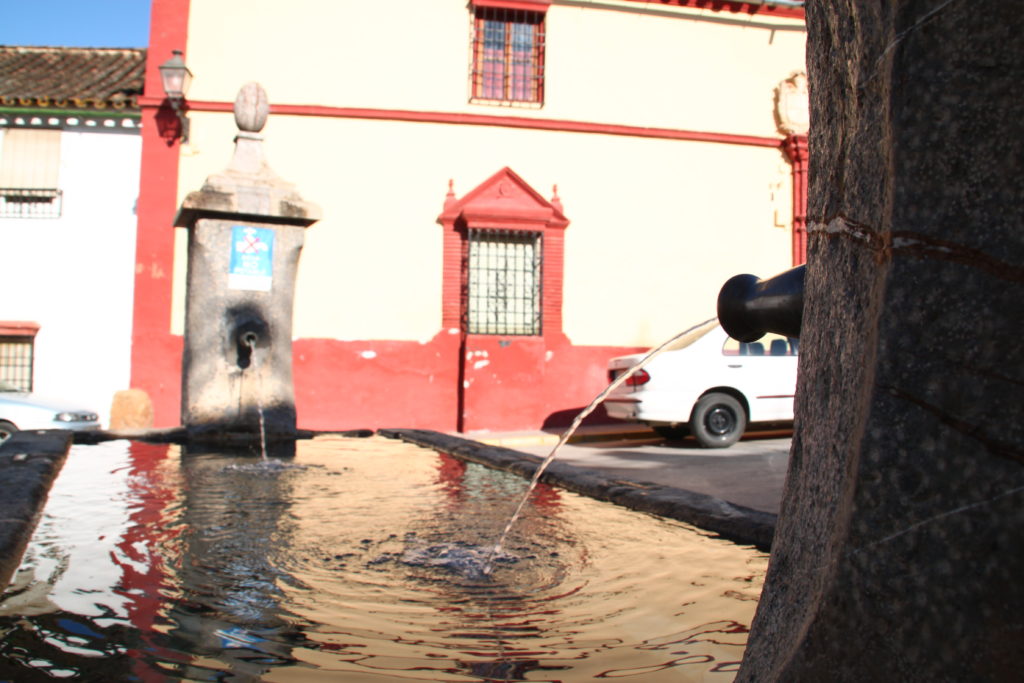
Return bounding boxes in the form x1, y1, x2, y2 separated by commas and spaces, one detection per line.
0, 436, 766, 682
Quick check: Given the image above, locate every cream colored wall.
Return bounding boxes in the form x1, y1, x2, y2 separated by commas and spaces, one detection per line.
172, 112, 449, 342
545, 2, 806, 137
559, 138, 794, 347
174, 0, 804, 347
173, 111, 793, 347
184, 0, 804, 136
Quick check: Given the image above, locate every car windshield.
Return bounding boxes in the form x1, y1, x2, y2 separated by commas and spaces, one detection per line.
0, 380, 22, 392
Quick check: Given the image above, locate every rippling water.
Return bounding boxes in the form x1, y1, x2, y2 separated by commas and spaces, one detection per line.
0, 436, 766, 681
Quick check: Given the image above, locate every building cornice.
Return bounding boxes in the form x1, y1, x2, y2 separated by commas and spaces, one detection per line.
607, 0, 803, 20
0, 110, 141, 131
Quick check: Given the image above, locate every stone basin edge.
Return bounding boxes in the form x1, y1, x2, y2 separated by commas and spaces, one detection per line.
0, 430, 74, 590
379, 428, 776, 550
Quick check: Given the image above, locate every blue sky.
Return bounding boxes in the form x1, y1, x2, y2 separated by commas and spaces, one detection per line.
1, 0, 151, 48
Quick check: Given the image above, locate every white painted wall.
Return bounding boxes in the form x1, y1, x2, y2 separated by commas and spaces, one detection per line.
0, 127, 140, 425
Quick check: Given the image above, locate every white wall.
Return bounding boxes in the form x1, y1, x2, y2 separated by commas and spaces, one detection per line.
0, 127, 140, 425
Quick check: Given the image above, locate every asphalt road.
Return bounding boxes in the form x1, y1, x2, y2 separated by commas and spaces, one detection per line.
511, 433, 792, 515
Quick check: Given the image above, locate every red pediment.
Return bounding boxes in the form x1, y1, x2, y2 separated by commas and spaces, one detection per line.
438, 167, 568, 231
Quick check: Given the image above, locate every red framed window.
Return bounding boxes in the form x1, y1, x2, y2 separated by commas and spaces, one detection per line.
437, 167, 569, 338
0, 322, 39, 392
471, 5, 546, 106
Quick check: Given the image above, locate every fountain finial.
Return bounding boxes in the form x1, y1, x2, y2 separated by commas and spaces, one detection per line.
234, 82, 269, 134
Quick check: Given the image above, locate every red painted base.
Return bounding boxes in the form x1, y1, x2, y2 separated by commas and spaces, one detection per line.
293, 332, 642, 433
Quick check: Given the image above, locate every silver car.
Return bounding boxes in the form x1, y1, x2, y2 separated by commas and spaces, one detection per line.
0, 380, 100, 443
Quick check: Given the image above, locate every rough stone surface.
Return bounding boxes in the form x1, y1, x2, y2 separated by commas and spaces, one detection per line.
738, 3, 1024, 681
179, 217, 306, 438
108, 388, 154, 430
381, 429, 776, 549
0, 431, 72, 589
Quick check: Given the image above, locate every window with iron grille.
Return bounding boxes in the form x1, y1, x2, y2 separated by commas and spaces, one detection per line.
0, 337, 34, 391
0, 188, 63, 218
470, 7, 545, 106
467, 229, 542, 335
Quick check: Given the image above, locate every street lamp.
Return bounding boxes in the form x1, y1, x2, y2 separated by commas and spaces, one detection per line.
159, 50, 193, 143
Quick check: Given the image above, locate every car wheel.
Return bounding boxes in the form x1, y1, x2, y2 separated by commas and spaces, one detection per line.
653, 425, 688, 441
0, 420, 17, 444
690, 393, 746, 448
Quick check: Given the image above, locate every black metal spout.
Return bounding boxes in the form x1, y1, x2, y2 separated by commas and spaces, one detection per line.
717, 264, 805, 342
231, 312, 269, 370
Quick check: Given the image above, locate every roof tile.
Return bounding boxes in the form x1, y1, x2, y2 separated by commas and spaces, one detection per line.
0, 46, 146, 110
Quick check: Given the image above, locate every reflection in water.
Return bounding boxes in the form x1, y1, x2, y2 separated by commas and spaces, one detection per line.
0, 436, 766, 681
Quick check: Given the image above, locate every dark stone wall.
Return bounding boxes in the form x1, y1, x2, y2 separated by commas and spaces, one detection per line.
739, 2, 1024, 680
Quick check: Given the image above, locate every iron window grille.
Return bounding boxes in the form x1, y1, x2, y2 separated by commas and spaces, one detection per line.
470, 7, 545, 106
0, 188, 63, 219
466, 228, 542, 335
0, 336, 34, 391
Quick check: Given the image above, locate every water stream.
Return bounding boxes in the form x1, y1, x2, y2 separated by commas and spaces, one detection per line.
241, 336, 269, 461
484, 317, 719, 573
256, 403, 268, 461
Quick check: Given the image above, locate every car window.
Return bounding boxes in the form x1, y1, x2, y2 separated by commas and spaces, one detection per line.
722, 333, 798, 356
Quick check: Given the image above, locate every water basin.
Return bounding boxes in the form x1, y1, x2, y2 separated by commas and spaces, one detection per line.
0, 436, 766, 681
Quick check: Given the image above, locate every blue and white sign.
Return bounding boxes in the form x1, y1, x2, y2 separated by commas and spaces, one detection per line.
228, 225, 274, 291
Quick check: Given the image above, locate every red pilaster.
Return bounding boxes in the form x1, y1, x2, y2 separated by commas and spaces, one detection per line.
782, 134, 809, 266
130, 0, 190, 426
543, 223, 566, 338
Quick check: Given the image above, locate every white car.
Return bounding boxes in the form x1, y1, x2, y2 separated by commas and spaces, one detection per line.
605, 324, 797, 448
0, 380, 100, 443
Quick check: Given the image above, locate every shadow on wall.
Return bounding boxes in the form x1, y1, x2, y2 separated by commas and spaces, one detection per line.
542, 405, 616, 430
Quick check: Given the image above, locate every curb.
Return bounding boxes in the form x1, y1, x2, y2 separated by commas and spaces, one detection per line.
470, 425, 662, 448
0, 430, 74, 590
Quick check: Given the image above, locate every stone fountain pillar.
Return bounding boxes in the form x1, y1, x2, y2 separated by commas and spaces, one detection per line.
174, 83, 320, 442
735, 4, 1024, 681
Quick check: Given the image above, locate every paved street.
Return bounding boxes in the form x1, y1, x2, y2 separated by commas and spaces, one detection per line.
493, 430, 792, 515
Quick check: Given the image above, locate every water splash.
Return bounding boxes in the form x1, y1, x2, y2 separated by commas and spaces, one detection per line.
223, 460, 308, 474
401, 541, 518, 581
483, 317, 719, 575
